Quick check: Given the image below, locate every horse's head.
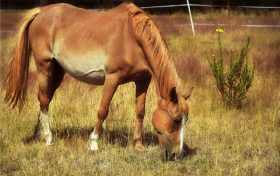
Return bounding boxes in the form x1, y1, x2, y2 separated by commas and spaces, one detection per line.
152, 87, 193, 160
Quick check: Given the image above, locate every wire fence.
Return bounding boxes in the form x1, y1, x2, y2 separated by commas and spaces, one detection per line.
140, 3, 280, 33
1, 3, 279, 36
141, 3, 280, 9
174, 23, 280, 28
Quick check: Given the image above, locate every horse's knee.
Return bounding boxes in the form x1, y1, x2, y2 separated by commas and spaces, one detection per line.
38, 90, 50, 112
98, 107, 108, 120
137, 111, 145, 122
136, 103, 145, 119
136, 102, 145, 112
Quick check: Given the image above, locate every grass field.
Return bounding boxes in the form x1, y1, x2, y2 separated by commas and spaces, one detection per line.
0, 9, 280, 175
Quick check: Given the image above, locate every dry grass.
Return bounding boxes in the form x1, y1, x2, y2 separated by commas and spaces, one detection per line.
0, 9, 280, 175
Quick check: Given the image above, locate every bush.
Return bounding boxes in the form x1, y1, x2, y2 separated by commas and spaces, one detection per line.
208, 28, 255, 108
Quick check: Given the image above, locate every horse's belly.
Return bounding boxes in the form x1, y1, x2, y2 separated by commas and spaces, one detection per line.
54, 51, 107, 85
70, 68, 105, 85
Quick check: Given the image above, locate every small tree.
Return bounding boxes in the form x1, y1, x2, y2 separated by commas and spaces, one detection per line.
208, 28, 255, 108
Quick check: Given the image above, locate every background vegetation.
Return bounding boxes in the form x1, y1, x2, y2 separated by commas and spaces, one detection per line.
208, 33, 255, 108
0, 8, 280, 175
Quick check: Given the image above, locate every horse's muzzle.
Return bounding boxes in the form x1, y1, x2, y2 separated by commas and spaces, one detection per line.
165, 149, 184, 161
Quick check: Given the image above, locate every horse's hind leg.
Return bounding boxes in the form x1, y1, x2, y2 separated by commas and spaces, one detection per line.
89, 74, 119, 151
133, 76, 151, 151
34, 58, 65, 145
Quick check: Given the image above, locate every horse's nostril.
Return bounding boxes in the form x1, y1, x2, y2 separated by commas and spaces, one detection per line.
165, 150, 176, 161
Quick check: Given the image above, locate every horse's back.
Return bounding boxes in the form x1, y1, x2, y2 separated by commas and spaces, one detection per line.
29, 3, 148, 85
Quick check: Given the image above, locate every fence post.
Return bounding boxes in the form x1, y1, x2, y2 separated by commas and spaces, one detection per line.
186, 0, 195, 36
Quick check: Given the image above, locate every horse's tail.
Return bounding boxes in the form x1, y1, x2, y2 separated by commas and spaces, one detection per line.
5, 7, 41, 111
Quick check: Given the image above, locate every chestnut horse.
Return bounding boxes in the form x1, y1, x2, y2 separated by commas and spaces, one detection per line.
5, 3, 192, 160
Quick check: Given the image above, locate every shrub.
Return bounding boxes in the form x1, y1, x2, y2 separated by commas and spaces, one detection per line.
208, 28, 255, 108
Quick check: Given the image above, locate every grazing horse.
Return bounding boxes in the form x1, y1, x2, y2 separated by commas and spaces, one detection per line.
5, 3, 192, 160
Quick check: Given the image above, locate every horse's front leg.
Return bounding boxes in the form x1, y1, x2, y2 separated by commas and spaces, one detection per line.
133, 76, 151, 151
89, 74, 119, 151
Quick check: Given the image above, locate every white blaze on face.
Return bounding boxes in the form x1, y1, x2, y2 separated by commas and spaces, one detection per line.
179, 114, 186, 153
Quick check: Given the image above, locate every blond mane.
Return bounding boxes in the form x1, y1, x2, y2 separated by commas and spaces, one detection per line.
124, 3, 179, 99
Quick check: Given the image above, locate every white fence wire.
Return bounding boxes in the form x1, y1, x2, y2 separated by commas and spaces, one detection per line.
141, 4, 280, 9
1, 3, 279, 36
174, 23, 280, 28
140, 3, 280, 34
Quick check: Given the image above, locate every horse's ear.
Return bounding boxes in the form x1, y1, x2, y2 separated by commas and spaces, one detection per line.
170, 87, 178, 103
183, 86, 194, 100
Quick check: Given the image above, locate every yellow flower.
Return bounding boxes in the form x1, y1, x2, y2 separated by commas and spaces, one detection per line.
216, 27, 224, 33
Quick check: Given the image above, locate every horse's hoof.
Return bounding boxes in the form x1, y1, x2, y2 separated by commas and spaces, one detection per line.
134, 142, 145, 152
45, 133, 52, 145
45, 140, 52, 146
89, 141, 99, 151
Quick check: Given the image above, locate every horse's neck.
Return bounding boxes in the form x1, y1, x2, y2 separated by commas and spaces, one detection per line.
149, 55, 179, 100
140, 34, 179, 99
124, 4, 179, 99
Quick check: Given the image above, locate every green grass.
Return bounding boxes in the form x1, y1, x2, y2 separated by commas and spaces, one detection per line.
1, 10, 280, 175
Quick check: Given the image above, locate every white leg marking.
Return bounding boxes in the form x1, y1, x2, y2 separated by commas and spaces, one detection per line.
89, 130, 99, 151
179, 114, 186, 153
39, 111, 52, 145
